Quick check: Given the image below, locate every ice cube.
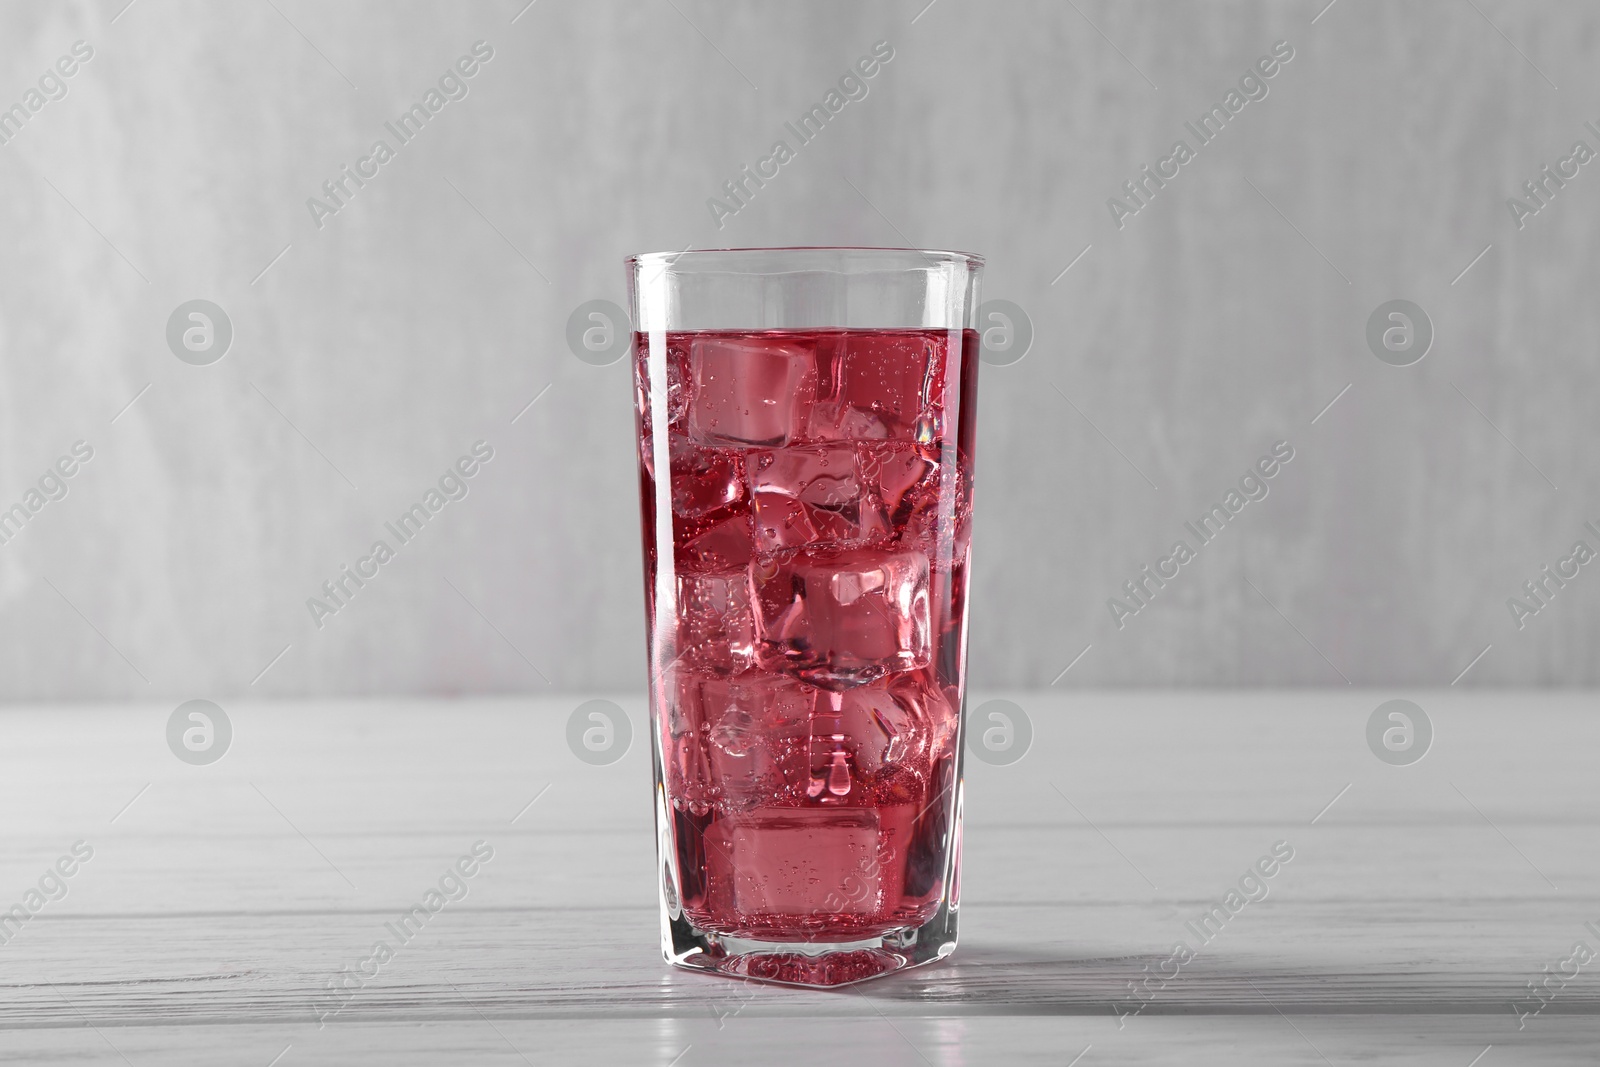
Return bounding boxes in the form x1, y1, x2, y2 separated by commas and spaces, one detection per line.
751, 547, 931, 689
858, 444, 938, 530
807, 401, 893, 441
634, 335, 691, 477
892, 668, 958, 753
748, 446, 888, 553
688, 336, 817, 448
671, 446, 746, 521
676, 514, 755, 572
676, 570, 754, 676
663, 335, 692, 426
697, 674, 813, 809
809, 331, 940, 441
834, 681, 932, 777
661, 675, 715, 813
842, 332, 938, 430
929, 560, 967, 684
895, 451, 972, 558
703, 807, 889, 917
903, 750, 955, 898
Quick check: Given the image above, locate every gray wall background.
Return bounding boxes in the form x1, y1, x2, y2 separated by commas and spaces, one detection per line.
0, 0, 1596, 700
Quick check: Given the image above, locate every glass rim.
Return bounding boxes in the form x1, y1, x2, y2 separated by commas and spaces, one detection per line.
626, 246, 984, 271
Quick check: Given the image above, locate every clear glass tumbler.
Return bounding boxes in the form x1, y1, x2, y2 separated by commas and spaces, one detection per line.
627, 247, 983, 986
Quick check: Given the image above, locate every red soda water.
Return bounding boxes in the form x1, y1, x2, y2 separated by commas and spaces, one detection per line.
635, 329, 978, 942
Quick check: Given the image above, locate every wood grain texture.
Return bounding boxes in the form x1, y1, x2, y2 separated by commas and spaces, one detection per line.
1, 692, 1596, 1063
2, 2, 1599, 699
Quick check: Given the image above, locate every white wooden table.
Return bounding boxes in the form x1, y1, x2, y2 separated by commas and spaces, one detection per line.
2, 692, 1596, 1064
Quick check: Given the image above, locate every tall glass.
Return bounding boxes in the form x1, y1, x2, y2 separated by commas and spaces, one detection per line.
627, 248, 982, 987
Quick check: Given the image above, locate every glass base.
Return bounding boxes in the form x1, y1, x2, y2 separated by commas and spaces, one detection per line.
661, 897, 959, 988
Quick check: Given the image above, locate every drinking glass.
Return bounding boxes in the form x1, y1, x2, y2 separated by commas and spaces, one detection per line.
627, 247, 982, 986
